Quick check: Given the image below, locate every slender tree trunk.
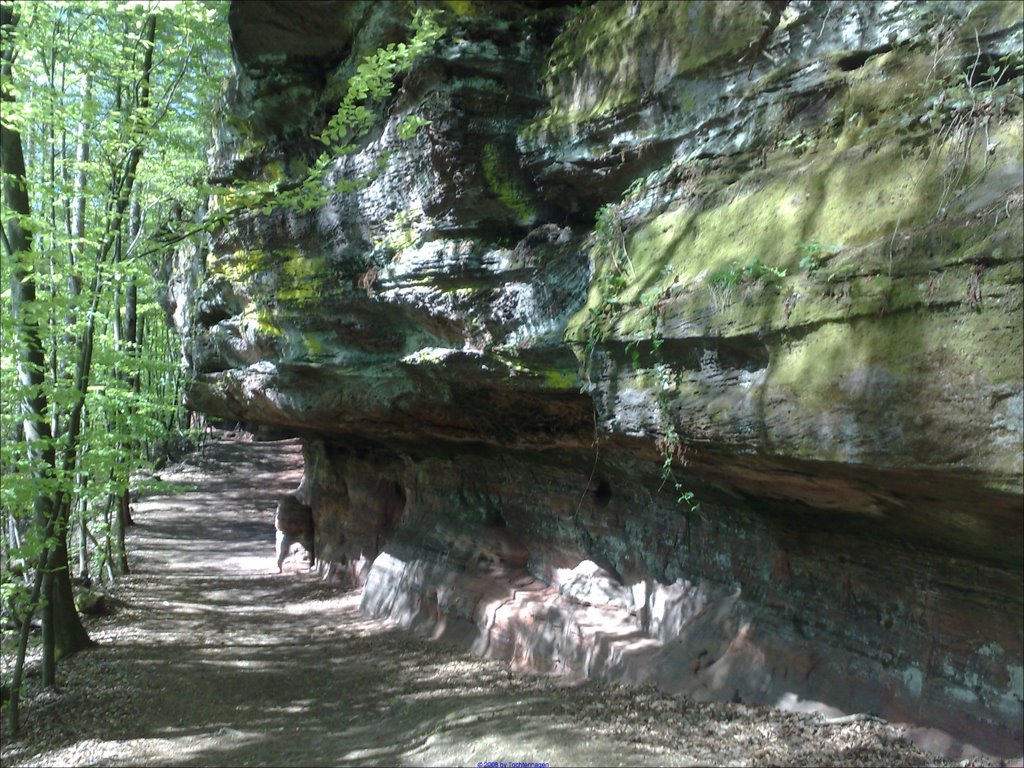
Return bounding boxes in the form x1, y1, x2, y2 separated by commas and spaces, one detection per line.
125, 199, 141, 350
5, 6, 172, 732
44, 72, 95, 662
68, 74, 89, 298
44, 23, 62, 436
115, 490, 130, 573
47, 303, 99, 660
120, 199, 142, 531
103, 492, 115, 582
1, 3, 64, 722
47, 10, 157, 626
68, 77, 91, 584
1, 4, 65, 691
9, 525, 54, 736
77, 497, 90, 580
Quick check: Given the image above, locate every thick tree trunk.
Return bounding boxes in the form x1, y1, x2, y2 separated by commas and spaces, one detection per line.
115, 489, 131, 573
1, 4, 72, 689
39, 571, 55, 686
50, 499, 93, 659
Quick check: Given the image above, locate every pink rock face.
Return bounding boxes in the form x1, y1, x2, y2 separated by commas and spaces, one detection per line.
359, 525, 1021, 761
274, 495, 312, 535
275, 495, 314, 572
322, 438, 1022, 759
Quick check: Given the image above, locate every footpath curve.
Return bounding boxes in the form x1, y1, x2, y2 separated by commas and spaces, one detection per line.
0, 433, 983, 767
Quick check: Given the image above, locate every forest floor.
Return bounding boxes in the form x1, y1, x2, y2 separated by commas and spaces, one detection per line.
0, 432, 1007, 767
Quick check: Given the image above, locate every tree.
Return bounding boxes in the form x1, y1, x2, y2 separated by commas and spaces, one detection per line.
2, 0, 61, 724
2, 0, 444, 737
1, 0, 230, 735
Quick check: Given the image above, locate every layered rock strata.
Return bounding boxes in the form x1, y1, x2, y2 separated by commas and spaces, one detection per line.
170, 0, 1024, 758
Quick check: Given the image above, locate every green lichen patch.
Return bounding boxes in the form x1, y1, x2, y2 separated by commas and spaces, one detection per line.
442, 0, 479, 17
766, 304, 1023, 415
630, 146, 938, 292
566, 111, 1022, 345
830, 26, 1024, 157
281, 252, 325, 281
238, 305, 285, 343
207, 246, 336, 310
300, 332, 326, 360
278, 252, 329, 306
541, 368, 579, 390
375, 207, 429, 257
958, 0, 1024, 36
208, 248, 274, 283
832, 47, 937, 143
481, 142, 535, 225
524, 0, 762, 141
258, 157, 308, 185
489, 348, 581, 392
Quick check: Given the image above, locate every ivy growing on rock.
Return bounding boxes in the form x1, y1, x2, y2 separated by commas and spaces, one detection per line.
574, 176, 702, 519
204, 8, 444, 221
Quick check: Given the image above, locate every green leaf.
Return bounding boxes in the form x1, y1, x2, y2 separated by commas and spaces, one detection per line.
397, 115, 431, 140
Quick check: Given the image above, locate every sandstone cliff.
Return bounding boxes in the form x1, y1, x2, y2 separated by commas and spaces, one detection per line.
169, 0, 1024, 757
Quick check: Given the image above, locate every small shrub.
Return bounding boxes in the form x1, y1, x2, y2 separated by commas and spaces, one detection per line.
708, 257, 787, 288
796, 240, 842, 272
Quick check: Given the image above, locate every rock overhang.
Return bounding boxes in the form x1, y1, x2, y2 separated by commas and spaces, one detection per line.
173, 0, 1024, 758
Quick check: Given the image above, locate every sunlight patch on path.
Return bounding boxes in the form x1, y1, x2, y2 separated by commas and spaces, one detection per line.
15, 730, 265, 768
221, 554, 278, 573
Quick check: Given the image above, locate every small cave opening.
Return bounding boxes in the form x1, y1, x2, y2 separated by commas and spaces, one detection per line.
594, 478, 613, 508
836, 49, 873, 71
373, 479, 407, 530
834, 45, 892, 72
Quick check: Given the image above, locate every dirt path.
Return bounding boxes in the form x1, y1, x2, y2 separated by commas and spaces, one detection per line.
1, 434, 989, 767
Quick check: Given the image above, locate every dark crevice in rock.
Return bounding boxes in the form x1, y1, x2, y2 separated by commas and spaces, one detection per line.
833, 43, 893, 72
600, 336, 772, 375
963, 51, 1024, 87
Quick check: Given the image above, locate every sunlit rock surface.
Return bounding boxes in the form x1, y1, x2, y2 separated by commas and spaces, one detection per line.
172, 0, 1024, 758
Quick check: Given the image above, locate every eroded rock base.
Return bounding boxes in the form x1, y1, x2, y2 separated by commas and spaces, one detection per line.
299, 439, 1022, 760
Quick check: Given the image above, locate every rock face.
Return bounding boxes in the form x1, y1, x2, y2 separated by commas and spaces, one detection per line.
172, 0, 1024, 758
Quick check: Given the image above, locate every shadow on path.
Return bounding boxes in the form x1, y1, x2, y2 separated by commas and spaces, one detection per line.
3, 434, 969, 768
6, 434, 665, 768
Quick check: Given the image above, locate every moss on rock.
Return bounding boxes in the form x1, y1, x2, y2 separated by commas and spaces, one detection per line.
482, 142, 535, 225
567, 113, 1023, 344
524, 0, 762, 141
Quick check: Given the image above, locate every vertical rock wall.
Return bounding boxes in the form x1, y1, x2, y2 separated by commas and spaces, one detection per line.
173, 0, 1023, 758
